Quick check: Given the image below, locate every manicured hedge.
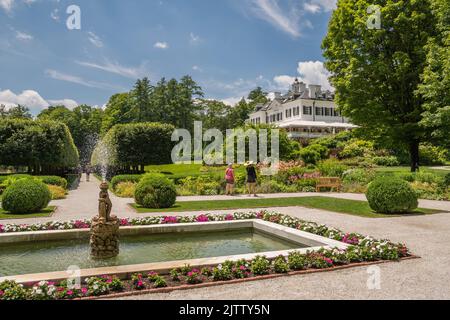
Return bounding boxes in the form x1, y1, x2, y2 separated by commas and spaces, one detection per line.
1, 179, 52, 214
134, 174, 177, 209
366, 177, 418, 214
111, 175, 142, 191
91, 122, 175, 174
0, 119, 79, 173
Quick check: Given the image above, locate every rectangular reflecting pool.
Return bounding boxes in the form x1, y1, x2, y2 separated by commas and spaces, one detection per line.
0, 228, 304, 277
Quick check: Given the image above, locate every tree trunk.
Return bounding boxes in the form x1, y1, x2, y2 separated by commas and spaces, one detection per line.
410, 141, 420, 173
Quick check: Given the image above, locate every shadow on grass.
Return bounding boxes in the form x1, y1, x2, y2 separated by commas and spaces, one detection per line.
0, 206, 56, 220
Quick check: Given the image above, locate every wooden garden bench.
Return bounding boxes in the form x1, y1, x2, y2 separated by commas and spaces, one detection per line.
316, 177, 342, 192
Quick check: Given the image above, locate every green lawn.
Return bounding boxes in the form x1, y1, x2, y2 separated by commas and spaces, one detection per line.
145, 163, 246, 180
0, 206, 55, 220
131, 196, 443, 218
375, 166, 449, 177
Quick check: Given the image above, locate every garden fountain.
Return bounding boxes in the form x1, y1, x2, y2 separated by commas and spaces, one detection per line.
90, 181, 120, 259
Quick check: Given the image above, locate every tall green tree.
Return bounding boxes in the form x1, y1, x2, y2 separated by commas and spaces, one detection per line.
130, 77, 154, 122
228, 98, 254, 128
38, 105, 104, 166
322, 0, 438, 172
101, 93, 133, 134
248, 87, 268, 104
419, 0, 450, 149
2, 105, 32, 119
199, 99, 231, 131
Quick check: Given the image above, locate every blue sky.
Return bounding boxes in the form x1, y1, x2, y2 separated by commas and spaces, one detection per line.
0, 0, 336, 114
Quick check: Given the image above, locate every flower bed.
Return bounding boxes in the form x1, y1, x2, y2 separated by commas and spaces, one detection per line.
0, 210, 411, 300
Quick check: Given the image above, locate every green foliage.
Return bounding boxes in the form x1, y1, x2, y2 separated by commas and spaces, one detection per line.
250, 256, 270, 275
339, 139, 374, 159
2, 179, 51, 214
444, 173, 450, 188
153, 276, 167, 288
322, 0, 438, 170
0, 119, 79, 171
38, 176, 68, 189
299, 144, 328, 165
419, 144, 448, 165
134, 173, 177, 208
372, 156, 400, 167
0, 280, 28, 300
111, 174, 142, 190
92, 122, 175, 170
212, 265, 233, 281
115, 182, 137, 198
273, 256, 289, 274
38, 105, 103, 166
366, 177, 418, 214
342, 169, 376, 186
287, 252, 307, 271
317, 159, 348, 177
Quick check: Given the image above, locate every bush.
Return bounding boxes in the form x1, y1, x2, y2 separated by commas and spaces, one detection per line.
251, 256, 270, 275
288, 252, 307, 270
299, 145, 328, 165
1, 179, 51, 214
111, 175, 142, 191
372, 156, 400, 167
273, 256, 289, 273
317, 159, 348, 177
38, 176, 68, 189
419, 144, 448, 165
115, 182, 136, 198
444, 173, 450, 188
342, 169, 376, 185
338, 139, 374, 159
47, 185, 66, 200
134, 174, 177, 209
366, 177, 418, 214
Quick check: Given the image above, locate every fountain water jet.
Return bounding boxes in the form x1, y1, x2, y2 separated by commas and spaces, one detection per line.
90, 182, 120, 259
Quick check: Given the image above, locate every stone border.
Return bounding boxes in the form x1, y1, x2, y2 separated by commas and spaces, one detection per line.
82, 256, 420, 300
0, 220, 348, 284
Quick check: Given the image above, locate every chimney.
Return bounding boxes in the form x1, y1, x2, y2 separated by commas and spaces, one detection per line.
309, 85, 322, 99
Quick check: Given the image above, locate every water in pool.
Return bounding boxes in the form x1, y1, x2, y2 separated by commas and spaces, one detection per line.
0, 229, 304, 276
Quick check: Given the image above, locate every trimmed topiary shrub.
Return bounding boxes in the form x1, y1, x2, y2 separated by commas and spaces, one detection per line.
366, 177, 418, 214
134, 174, 176, 209
111, 175, 142, 191
1, 179, 52, 214
38, 176, 68, 189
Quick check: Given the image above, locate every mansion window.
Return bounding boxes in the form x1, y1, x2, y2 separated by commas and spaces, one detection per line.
324, 107, 332, 116
303, 106, 313, 115
315, 107, 323, 116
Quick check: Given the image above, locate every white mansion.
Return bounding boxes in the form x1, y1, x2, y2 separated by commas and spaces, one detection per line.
248, 79, 357, 140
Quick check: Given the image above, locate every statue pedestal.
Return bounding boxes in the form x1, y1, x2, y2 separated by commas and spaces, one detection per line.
90, 217, 120, 259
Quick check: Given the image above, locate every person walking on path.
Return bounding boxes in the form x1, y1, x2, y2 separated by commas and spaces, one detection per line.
224, 164, 235, 196
245, 161, 258, 197
85, 165, 92, 182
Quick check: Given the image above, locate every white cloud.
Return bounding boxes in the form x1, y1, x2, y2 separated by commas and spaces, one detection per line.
47, 99, 79, 109
251, 0, 301, 37
273, 61, 333, 92
0, 89, 79, 113
45, 69, 123, 91
303, 2, 321, 14
76, 60, 148, 79
15, 30, 33, 41
0, 0, 14, 12
273, 75, 296, 89
221, 96, 246, 107
154, 41, 168, 49
310, 0, 336, 12
87, 31, 104, 48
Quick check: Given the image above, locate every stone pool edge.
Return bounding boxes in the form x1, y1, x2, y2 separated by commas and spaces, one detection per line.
0, 220, 348, 285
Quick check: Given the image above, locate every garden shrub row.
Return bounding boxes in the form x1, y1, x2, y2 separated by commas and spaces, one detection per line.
0, 119, 79, 174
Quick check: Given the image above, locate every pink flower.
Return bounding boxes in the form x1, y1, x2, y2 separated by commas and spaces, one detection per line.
67, 290, 73, 296
225, 214, 234, 221
324, 258, 333, 265
196, 215, 209, 223
0, 224, 4, 233
120, 219, 130, 226
0, 290, 4, 296
239, 265, 246, 271
256, 212, 264, 219
137, 281, 143, 287
81, 288, 88, 294
162, 216, 178, 224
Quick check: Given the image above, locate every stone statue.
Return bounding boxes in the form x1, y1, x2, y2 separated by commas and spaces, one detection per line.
98, 182, 113, 222
90, 181, 120, 259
